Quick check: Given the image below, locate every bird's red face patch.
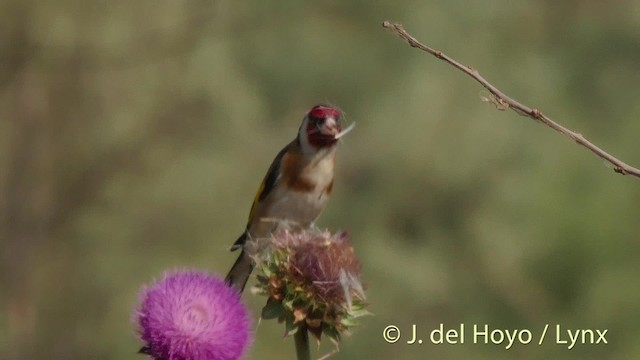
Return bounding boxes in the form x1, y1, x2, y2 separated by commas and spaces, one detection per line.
306, 105, 342, 148
309, 105, 341, 120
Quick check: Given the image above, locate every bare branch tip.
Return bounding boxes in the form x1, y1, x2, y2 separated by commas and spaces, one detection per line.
383, 21, 403, 30
382, 21, 405, 38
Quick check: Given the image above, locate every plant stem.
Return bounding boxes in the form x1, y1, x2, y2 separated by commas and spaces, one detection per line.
294, 324, 311, 360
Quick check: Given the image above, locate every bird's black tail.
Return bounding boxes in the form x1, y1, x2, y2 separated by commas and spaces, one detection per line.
225, 230, 253, 293
225, 250, 254, 293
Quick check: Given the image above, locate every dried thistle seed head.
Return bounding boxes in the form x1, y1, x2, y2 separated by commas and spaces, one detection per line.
251, 228, 370, 346
290, 234, 361, 304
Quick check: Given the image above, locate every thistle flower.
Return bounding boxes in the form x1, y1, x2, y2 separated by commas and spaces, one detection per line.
135, 270, 252, 360
250, 228, 369, 346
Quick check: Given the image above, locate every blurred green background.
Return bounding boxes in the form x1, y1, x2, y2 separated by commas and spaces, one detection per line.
1, 0, 639, 359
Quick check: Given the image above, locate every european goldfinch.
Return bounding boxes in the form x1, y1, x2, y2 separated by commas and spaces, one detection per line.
225, 104, 348, 292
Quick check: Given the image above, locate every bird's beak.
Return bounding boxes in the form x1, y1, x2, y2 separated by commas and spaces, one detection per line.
320, 117, 341, 136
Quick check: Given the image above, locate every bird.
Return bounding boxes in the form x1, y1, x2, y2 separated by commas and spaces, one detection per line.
225, 104, 348, 293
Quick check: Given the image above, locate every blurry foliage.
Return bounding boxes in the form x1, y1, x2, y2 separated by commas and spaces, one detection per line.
1, 0, 639, 359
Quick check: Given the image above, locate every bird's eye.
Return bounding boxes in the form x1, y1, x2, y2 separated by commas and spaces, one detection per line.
309, 115, 323, 125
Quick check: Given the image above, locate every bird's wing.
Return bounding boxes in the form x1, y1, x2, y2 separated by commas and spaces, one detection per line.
246, 142, 292, 226
231, 141, 295, 251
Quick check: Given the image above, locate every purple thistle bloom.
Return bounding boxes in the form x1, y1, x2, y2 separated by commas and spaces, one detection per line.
135, 270, 252, 360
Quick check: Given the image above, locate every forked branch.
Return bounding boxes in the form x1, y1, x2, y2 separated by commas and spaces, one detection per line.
382, 21, 640, 179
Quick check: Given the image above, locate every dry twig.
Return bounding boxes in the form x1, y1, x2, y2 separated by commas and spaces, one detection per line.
382, 21, 640, 179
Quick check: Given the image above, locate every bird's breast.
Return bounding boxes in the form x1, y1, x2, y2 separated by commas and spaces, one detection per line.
268, 150, 335, 226
266, 185, 330, 226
